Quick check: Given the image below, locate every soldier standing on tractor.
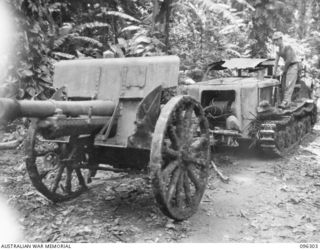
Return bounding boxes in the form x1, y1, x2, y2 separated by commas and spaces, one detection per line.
272, 31, 300, 109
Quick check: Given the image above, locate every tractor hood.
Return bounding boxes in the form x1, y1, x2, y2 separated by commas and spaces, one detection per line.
222, 58, 275, 69
208, 58, 276, 71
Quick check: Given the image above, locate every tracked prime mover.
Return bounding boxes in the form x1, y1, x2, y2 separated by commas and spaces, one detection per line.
180, 58, 317, 156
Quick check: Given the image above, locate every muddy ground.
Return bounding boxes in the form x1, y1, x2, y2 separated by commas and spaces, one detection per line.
1, 125, 320, 243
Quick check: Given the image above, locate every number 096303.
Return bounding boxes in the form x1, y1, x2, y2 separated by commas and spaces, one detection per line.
300, 244, 318, 248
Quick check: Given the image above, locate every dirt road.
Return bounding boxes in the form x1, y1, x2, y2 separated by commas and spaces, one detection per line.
183, 130, 320, 243
0, 126, 320, 242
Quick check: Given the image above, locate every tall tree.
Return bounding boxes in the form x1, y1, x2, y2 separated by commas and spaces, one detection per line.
247, 0, 291, 57
152, 0, 173, 53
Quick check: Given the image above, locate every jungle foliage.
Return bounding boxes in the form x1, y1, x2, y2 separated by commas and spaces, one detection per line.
3, 0, 320, 98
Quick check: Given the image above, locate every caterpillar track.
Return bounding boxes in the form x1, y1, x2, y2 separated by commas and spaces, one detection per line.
258, 101, 317, 157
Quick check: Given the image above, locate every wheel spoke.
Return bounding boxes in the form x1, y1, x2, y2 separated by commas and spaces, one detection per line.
167, 125, 180, 149
51, 163, 65, 193
182, 105, 195, 143
163, 145, 179, 159
183, 171, 192, 206
162, 160, 179, 179
183, 104, 194, 130
65, 167, 73, 194
184, 157, 207, 168
187, 166, 201, 191
166, 167, 181, 204
175, 108, 185, 139
190, 137, 209, 152
39, 170, 50, 180
175, 170, 184, 208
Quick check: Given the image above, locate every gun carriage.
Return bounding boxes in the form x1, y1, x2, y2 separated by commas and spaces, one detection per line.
0, 56, 210, 221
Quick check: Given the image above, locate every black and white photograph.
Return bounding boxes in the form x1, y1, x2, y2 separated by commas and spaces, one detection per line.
0, 0, 320, 246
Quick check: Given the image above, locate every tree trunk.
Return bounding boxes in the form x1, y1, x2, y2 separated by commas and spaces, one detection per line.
152, 0, 160, 32
152, 0, 173, 53
298, 0, 307, 39
164, 0, 172, 53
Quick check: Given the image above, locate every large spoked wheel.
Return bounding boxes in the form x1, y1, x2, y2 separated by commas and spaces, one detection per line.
150, 96, 210, 220
25, 122, 94, 202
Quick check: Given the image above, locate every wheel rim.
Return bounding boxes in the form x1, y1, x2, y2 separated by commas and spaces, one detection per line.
150, 96, 210, 220
25, 124, 92, 202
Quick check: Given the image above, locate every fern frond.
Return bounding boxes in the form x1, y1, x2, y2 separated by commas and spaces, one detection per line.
104, 11, 141, 23
52, 52, 75, 59
132, 35, 151, 45
120, 25, 141, 33
220, 24, 240, 35
76, 22, 111, 33
196, 0, 229, 12
194, 0, 238, 22
71, 35, 103, 47
53, 34, 71, 49
226, 48, 241, 58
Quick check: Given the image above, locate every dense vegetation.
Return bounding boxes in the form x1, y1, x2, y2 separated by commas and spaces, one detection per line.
2, 0, 320, 99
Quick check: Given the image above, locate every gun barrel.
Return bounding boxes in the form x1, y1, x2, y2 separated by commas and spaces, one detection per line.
0, 98, 116, 124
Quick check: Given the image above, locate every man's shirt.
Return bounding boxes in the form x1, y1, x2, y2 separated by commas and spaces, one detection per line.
277, 45, 298, 71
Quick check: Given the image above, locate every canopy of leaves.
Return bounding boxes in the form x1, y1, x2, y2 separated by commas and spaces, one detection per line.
3, 0, 320, 97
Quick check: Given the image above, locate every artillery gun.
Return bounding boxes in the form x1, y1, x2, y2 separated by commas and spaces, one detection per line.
0, 56, 210, 221
180, 58, 317, 156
